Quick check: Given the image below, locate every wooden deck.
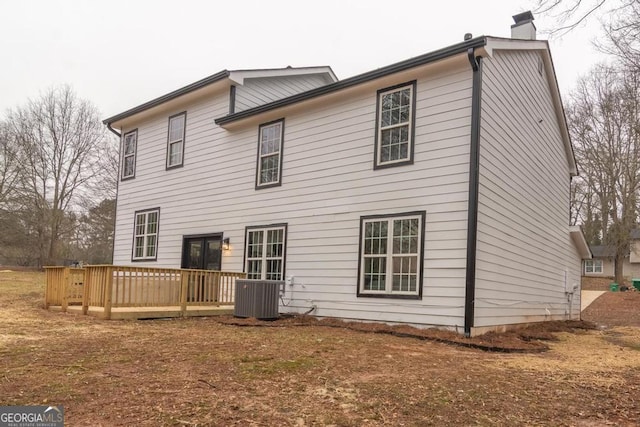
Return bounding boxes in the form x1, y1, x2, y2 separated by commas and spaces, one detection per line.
49, 304, 234, 319
44, 265, 245, 320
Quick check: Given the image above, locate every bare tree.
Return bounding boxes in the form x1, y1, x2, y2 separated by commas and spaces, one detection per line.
5, 85, 108, 266
534, 0, 640, 67
0, 121, 20, 207
598, 1, 640, 70
534, 0, 612, 36
568, 63, 640, 283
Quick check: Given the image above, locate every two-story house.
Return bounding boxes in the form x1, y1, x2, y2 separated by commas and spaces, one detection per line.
104, 12, 591, 336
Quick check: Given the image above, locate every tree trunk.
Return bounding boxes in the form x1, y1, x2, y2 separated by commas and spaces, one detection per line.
614, 253, 625, 285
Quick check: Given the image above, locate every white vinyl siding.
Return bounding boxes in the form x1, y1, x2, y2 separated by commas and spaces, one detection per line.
245, 225, 286, 280
133, 209, 159, 260
256, 120, 284, 187
166, 112, 186, 168
359, 213, 423, 297
475, 50, 582, 327
234, 75, 333, 112
113, 64, 473, 327
121, 130, 137, 179
584, 259, 603, 274
376, 83, 415, 167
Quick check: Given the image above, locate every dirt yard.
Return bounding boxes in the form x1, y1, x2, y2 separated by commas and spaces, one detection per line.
1, 271, 640, 426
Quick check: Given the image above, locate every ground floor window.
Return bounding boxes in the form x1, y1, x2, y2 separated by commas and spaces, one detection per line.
132, 208, 159, 261
584, 259, 603, 274
358, 211, 425, 298
245, 224, 287, 280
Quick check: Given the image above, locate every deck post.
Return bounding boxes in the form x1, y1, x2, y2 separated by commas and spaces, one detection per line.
104, 267, 113, 320
82, 267, 90, 315
61, 267, 69, 313
44, 268, 50, 309
180, 271, 188, 317
213, 272, 220, 306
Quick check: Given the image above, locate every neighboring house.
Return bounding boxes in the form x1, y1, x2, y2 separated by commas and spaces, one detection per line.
103, 12, 591, 336
583, 246, 614, 277
585, 232, 640, 281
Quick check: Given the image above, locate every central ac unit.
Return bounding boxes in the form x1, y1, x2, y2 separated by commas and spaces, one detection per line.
234, 279, 283, 319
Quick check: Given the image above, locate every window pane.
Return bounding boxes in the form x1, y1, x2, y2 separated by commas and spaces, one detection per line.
364, 257, 386, 291
392, 256, 417, 292
260, 155, 279, 184
169, 141, 182, 165
169, 115, 184, 141
247, 260, 262, 279
135, 237, 144, 258
146, 235, 156, 257
147, 213, 158, 233
124, 156, 134, 177
266, 229, 283, 257
248, 231, 263, 258
135, 215, 145, 235
266, 259, 282, 280
261, 123, 281, 156
380, 125, 410, 163
400, 89, 411, 106
364, 221, 387, 255
124, 135, 136, 154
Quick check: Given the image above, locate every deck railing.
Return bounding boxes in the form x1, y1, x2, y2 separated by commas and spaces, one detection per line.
44, 265, 246, 319
44, 267, 85, 311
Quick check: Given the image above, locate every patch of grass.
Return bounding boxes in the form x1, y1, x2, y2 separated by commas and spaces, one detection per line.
2, 271, 640, 426
240, 356, 315, 376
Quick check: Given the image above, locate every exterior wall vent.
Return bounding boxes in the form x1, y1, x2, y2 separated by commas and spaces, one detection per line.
234, 279, 283, 319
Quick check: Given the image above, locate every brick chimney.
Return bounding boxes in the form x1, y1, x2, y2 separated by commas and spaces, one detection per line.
511, 11, 536, 40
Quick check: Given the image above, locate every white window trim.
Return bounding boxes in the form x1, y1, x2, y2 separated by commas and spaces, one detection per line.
358, 212, 424, 298
121, 130, 137, 180
256, 119, 284, 188
166, 112, 186, 169
245, 224, 287, 280
132, 209, 159, 261
375, 82, 415, 168
584, 259, 603, 274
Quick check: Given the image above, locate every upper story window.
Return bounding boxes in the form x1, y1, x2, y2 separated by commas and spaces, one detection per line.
256, 119, 284, 188
132, 208, 159, 261
245, 224, 287, 280
121, 130, 137, 180
375, 81, 416, 169
166, 112, 186, 169
358, 211, 425, 299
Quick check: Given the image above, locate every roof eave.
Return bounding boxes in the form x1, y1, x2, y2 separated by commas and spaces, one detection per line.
214, 36, 488, 127
570, 226, 592, 259
102, 70, 230, 126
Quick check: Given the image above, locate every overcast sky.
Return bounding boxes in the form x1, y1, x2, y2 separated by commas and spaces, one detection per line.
0, 0, 608, 120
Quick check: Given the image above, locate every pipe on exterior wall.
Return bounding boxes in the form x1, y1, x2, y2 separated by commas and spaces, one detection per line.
464, 48, 483, 337
106, 122, 121, 264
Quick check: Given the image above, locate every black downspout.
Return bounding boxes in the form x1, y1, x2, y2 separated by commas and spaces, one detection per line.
107, 123, 121, 138
464, 49, 483, 337
106, 122, 121, 264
